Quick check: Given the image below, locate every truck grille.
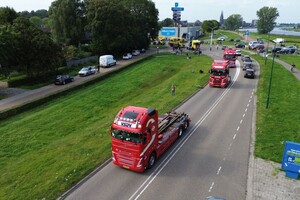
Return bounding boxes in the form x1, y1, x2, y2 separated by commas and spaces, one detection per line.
117, 154, 135, 166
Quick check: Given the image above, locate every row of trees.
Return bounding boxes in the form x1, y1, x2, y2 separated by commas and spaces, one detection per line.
0, 1, 279, 79
0, 0, 160, 79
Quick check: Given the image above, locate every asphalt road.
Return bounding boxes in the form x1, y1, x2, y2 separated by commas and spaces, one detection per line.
0, 50, 156, 111
62, 46, 259, 200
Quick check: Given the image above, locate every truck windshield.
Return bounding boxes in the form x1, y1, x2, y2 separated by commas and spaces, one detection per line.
211, 70, 226, 76
224, 54, 236, 59
111, 129, 143, 144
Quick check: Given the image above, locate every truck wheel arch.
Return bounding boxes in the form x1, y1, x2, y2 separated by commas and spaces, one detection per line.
148, 152, 156, 169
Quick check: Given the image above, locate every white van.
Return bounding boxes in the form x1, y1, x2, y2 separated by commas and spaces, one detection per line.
99, 55, 116, 68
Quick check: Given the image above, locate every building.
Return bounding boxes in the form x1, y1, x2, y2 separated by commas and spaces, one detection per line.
220, 11, 224, 27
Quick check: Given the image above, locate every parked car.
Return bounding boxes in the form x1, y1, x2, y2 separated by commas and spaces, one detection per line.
227, 38, 234, 42
235, 42, 245, 48
54, 75, 74, 85
271, 47, 282, 53
217, 36, 226, 41
244, 68, 255, 79
140, 48, 146, 53
122, 53, 132, 60
132, 50, 141, 56
234, 38, 240, 42
248, 41, 264, 50
278, 46, 298, 54
235, 49, 241, 56
78, 66, 96, 76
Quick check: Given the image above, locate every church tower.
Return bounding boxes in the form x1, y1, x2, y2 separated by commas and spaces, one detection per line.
219, 11, 224, 26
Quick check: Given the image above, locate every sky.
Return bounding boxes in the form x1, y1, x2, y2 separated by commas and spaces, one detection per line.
1, 0, 299, 24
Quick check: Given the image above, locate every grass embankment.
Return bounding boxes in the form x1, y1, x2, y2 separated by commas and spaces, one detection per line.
0, 53, 212, 200
253, 54, 300, 162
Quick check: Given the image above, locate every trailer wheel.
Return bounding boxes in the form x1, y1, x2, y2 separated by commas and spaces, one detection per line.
184, 121, 189, 130
148, 152, 156, 169
178, 127, 183, 138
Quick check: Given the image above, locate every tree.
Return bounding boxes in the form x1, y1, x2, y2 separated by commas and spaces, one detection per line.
0, 7, 18, 26
159, 18, 174, 27
224, 14, 243, 31
11, 17, 63, 77
49, 0, 86, 46
0, 26, 17, 77
201, 20, 220, 33
87, 0, 159, 55
256, 7, 279, 34
29, 16, 43, 28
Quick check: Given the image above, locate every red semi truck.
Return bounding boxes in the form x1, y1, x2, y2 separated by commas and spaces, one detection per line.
223, 48, 237, 67
110, 106, 190, 172
209, 60, 230, 88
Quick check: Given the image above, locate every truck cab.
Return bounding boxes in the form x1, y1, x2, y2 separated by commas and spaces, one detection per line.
209, 60, 230, 88
111, 106, 190, 172
223, 48, 237, 67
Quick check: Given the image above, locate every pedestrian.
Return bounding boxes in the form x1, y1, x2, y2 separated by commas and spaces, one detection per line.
291, 64, 296, 72
171, 84, 176, 96
216, 44, 219, 50
97, 64, 100, 73
186, 53, 191, 59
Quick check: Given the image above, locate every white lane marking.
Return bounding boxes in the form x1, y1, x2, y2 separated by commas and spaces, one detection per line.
217, 166, 222, 175
240, 119, 243, 124
237, 126, 240, 131
128, 58, 241, 200
243, 113, 245, 118
209, 182, 215, 193
233, 134, 236, 140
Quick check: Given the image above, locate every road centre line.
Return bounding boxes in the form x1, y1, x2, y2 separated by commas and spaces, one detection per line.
209, 182, 215, 193
217, 166, 222, 175
128, 61, 241, 200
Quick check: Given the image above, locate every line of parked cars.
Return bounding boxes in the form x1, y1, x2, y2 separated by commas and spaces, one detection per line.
122, 49, 146, 60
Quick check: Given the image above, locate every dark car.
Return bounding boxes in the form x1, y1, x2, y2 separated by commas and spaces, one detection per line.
244, 68, 255, 78
278, 46, 298, 54
235, 43, 245, 48
271, 47, 282, 53
55, 75, 74, 85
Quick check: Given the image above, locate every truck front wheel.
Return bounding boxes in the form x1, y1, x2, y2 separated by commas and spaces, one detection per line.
148, 153, 156, 169
178, 127, 183, 138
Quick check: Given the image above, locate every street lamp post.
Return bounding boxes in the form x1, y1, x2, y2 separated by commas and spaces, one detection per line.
266, 42, 276, 109
209, 26, 218, 51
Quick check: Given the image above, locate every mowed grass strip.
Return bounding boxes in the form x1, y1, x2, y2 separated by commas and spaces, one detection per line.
253, 54, 300, 162
0, 53, 212, 200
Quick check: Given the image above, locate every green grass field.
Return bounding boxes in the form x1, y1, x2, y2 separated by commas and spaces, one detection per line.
252, 54, 300, 162
0, 53, 212, 200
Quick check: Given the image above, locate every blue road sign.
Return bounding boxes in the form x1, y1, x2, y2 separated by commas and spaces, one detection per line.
161, 28, 176, 36
171, 7, 184, 11
171, 2, 184, 11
